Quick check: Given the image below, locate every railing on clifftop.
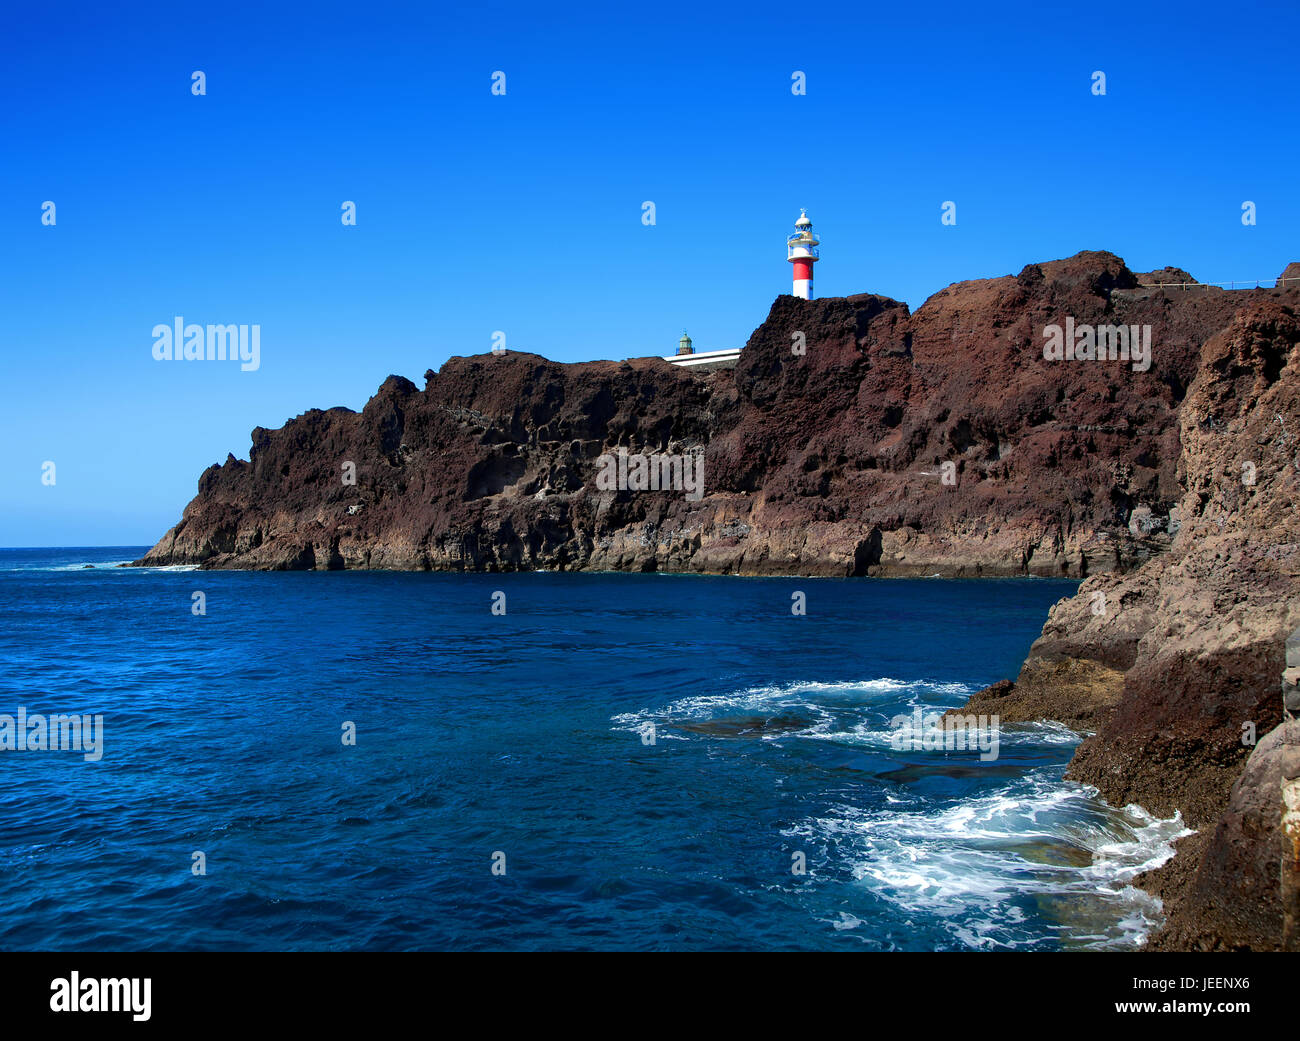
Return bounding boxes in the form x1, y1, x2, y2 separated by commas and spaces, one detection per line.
1137, 275, 1300, 291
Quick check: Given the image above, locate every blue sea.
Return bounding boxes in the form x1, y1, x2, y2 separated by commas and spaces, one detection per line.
0, 547, 1189, 951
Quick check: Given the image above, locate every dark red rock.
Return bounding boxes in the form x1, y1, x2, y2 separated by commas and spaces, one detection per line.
137, 250, 1267, 579
1138, 266, 1198, 286
1145, 724, 1289, 950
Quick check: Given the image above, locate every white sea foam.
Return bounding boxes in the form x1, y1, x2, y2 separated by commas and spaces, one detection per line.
613, 676, 1175, 949
609, 677, 976, 734
785, 772, 1192, 950
4, 561, 198, 573
610, 677, 986, 753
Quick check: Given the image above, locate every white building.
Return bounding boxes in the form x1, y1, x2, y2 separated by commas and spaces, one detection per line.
663, 330, 740, 370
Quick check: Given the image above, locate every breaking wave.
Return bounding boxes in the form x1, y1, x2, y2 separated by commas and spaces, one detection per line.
612, 676, 1189, 949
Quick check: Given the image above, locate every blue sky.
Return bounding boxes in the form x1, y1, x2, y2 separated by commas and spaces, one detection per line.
2, 0, 1296, 546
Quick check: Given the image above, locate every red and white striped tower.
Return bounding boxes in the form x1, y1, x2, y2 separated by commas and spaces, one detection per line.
787, 209, 820, 299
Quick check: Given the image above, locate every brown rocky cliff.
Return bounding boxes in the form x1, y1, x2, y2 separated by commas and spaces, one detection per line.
954, 283, 1300, 949
137, 250, 1258, 578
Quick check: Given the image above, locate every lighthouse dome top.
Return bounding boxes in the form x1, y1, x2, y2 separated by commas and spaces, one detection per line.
787, 209, 820, 256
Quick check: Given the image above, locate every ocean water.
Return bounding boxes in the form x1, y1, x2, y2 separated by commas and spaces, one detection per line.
0, 547, 1188, 951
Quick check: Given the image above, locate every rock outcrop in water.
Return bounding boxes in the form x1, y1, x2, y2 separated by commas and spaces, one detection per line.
138, 251, 1300, 950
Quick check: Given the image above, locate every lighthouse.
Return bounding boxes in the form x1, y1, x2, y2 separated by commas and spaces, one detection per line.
787, 209, 820, 299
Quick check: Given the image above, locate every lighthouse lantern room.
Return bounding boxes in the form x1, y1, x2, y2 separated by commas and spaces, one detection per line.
786, 209, 820, 299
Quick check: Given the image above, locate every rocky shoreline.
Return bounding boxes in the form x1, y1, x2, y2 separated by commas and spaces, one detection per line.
139, 250, 1300, 949
949, 283, 1300, 948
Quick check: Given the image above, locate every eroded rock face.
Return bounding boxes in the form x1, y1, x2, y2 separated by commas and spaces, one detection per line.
137, 250, 1266, 579
955, 290, 1300, 949
1144, 723, 1292, 951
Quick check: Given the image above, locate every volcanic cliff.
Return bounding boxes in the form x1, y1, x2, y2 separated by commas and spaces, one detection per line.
138, 251, 1300, 949
140, 251, 1268, 579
